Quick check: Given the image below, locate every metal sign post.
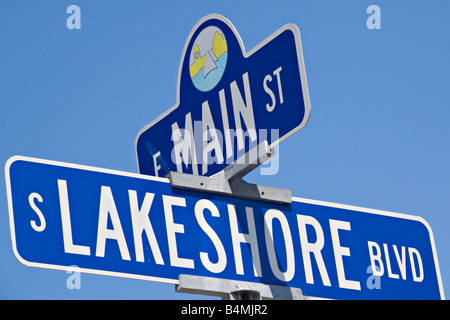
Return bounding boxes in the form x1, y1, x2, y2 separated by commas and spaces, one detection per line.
176, 274, 303, 300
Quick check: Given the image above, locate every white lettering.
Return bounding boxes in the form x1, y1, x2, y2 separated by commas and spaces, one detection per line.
171, 112, 198, 175
263, 67, 284, 112
273, 66, 284, 105
231, 72, 257, 151
367, 241, 384, 276
96, 186, 130, 260
28, 192, 46, 232
58, 180, 91, 256
219, 88, 233, 159
129, 190, 164, 264
383, 243, 399, 279
329, 219, 361, 290
163, 195, 194, 268
297, 215, 331, 286
393, 245, 407, 280
228, 204, 261, 277
264, 209, 295, 282
202, 100, 224, 174
368, 241, 423, 282
408, 247, 424, 282
195, 199, 227, 273
263, 74, 276, 112
152, 151, 162, 177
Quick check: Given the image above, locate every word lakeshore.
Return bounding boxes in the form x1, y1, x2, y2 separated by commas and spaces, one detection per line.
32, 178, 416, 286
6, 157, 443, 300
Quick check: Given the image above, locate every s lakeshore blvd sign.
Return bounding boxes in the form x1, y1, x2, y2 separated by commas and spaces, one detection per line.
5, 156, 444, 300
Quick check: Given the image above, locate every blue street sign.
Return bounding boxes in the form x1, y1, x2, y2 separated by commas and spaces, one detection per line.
136, 14, 311, 178
6, 156, 444, 299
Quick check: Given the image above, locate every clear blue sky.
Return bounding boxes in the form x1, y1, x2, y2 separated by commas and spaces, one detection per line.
1, 1, 449, 299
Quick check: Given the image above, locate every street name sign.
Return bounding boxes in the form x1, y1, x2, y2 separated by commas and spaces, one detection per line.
135, 14, 311, 178
6, 156, 444, 300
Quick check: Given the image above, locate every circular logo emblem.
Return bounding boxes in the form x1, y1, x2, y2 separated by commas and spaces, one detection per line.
189, 26, 228, 92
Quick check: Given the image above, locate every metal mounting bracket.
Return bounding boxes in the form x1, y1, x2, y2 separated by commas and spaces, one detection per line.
176, 274, 304, 300
166, 143, 292, 204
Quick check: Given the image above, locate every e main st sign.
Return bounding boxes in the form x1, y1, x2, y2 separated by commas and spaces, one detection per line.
5, 15, 444, 300
136, 14, 310, 178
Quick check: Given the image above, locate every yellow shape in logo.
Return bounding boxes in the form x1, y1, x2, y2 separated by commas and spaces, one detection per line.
189, 26, 228, 91
190, 44, 206, 78
212, 31, 227, 60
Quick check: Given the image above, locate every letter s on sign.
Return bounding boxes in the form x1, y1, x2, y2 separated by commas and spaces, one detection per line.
29, 192, 46, 232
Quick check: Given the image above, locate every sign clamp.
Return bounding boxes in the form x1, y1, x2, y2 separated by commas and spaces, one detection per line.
166, 143, 292, 205
176, 274, 304, 300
